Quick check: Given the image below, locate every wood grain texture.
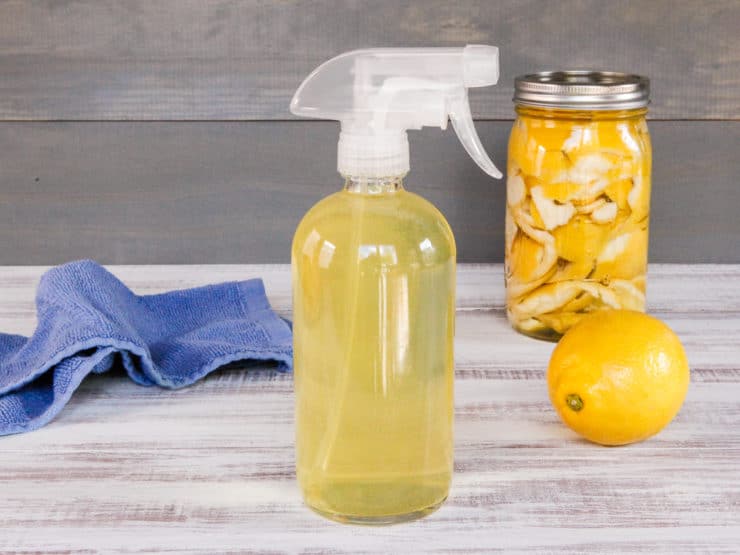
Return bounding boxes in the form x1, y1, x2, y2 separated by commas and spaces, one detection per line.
0, 263, 739, 553
0, 121, 738, 265
0, 0, 738, 121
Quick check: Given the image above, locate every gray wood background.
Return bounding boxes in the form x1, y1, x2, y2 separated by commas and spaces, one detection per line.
0, 0, 738, 264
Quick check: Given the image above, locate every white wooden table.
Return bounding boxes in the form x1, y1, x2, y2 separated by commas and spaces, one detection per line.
1, 264, 738, 553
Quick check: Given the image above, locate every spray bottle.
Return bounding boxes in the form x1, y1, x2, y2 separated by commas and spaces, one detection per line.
291, 46, 501, 524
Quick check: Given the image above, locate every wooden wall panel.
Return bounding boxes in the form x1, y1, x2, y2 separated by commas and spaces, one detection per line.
0, 0, 737, 120
0, 121, 737, 264
0, 1, 737, 263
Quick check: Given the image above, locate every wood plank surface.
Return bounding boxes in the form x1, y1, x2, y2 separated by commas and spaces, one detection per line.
0, 120, 738, 265
0, 0, 738, 121
0, 264, 739, 553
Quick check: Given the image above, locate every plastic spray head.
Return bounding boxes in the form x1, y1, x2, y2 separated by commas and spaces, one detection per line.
290, 45, 502, 179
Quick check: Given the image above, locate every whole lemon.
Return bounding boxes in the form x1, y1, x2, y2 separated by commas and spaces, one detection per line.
547, 310, 690, 446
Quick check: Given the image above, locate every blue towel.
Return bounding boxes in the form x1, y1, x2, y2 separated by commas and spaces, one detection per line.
0, 260, 293, 436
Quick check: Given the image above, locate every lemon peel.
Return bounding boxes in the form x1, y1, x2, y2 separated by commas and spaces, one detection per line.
530, 186, 576, 230
591, 201, 618, 223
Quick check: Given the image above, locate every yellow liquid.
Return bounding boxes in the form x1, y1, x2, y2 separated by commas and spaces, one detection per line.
292, 179, 455, 524
506, 106, 651, 340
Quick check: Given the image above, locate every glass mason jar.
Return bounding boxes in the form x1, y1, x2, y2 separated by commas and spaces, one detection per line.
505, 71, 651, 340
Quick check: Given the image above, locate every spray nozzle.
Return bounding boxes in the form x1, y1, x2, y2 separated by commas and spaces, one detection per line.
290, 45, 502, 179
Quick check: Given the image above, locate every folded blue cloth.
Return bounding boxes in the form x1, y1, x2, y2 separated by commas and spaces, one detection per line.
0, 260, 293, 436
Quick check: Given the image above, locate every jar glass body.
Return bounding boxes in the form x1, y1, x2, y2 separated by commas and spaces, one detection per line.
505, 106, 651, 340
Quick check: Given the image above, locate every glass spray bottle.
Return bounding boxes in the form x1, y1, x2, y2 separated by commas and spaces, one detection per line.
290, 46, 502, 524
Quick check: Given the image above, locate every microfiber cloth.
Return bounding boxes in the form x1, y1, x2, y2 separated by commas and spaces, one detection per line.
0, 260, 293, 436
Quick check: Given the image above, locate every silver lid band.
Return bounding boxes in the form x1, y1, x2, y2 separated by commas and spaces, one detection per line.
514, 71, 650, 110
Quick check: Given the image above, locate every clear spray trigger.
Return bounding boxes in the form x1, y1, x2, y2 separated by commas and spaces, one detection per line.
291, 45, 503, 179
449, 93, 502, 179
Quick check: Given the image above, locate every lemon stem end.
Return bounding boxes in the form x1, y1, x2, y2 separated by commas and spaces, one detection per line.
566, 393, 584, 412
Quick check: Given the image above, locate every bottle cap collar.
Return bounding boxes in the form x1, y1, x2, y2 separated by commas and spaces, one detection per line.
337, 130, 409, 178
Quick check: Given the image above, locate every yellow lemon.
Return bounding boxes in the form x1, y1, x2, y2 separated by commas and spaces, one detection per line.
547, 310, 690, 446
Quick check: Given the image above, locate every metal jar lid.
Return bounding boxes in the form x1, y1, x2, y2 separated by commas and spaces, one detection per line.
514, 71, 650, 110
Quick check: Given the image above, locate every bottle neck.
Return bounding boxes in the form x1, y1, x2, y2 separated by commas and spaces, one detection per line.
343, 175, 405, 195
